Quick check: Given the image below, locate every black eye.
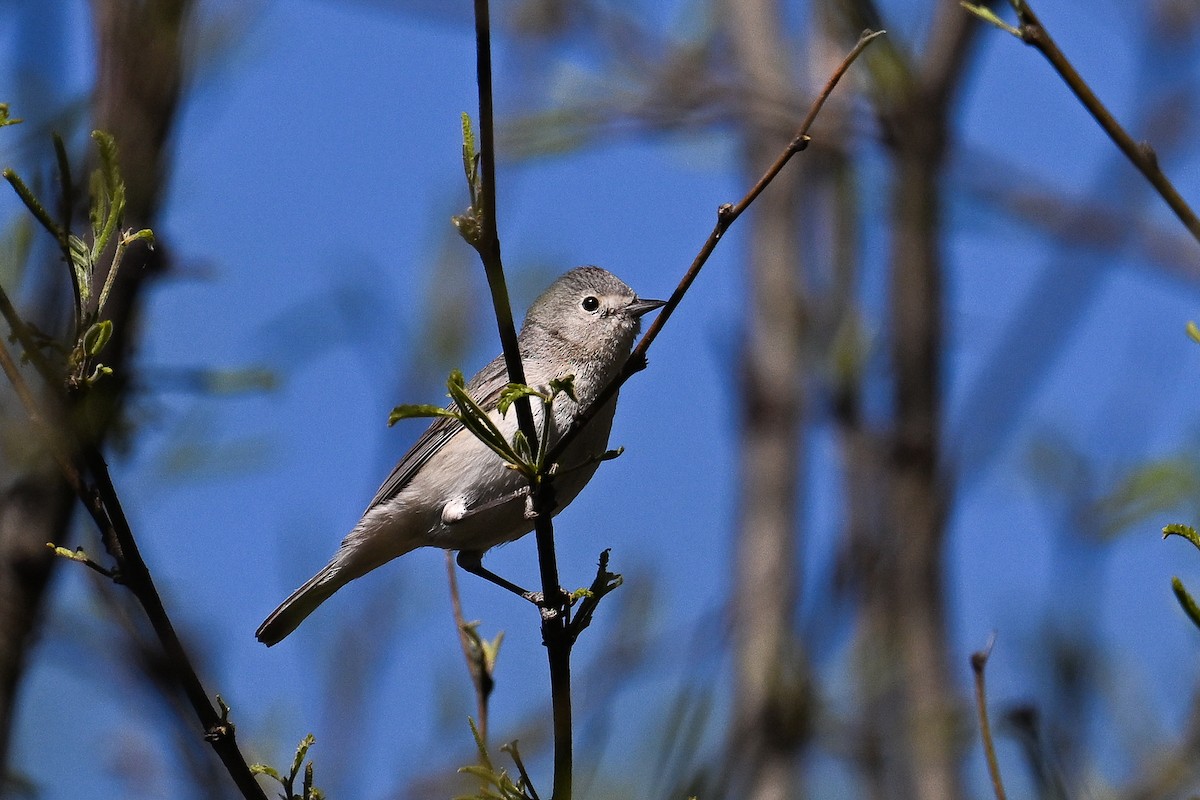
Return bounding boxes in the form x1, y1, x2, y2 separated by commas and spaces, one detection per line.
581, 296, 600, 312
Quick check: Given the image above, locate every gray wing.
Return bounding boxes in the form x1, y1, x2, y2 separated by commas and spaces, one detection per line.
365, 353, 512, 510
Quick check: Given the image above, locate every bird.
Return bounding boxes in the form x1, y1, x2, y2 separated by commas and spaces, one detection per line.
256, 266, 664, 646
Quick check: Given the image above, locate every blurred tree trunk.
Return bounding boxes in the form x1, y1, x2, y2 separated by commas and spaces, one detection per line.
836, 3, 989, 799
0, 0, 191, 782
722, 2, 812, 798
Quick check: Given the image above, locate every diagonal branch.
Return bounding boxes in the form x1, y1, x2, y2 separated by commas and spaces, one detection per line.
545, 27, 885, 468
963, 0, 1200, 245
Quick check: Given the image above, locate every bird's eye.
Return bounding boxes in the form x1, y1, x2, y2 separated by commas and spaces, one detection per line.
581, 296, 600, 312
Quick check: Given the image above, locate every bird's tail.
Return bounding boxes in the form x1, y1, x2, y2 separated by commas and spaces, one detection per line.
255, 564, 345, 646
257, 531, 410, 646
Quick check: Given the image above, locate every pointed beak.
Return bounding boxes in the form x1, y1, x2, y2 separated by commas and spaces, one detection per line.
627, 297, 667, 318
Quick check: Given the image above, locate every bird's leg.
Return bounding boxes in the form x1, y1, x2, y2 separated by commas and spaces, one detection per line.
456, 550, 543, 605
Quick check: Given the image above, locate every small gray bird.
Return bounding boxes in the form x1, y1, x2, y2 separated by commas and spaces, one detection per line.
256, 266, 664, 646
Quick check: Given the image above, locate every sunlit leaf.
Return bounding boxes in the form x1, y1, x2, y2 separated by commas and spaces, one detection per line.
1172, 577, 1200, 631
1164, 522, 1200, 552
388, 404, 457, 426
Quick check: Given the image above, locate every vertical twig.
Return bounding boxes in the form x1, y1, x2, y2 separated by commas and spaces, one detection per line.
971, 636, 1008, 800
468, 2, 574, 796
446, 550, 491, 743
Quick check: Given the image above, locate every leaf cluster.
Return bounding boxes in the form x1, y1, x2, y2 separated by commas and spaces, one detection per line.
250, 734, 324, 800
389, 369, 582, 482
2, 119, 154, 390
456, 719, 540, 800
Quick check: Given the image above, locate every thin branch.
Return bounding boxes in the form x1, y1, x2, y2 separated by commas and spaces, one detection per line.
469, 2, 572, 796
545, 27, 886, 467
963, 0, 1200, 245
0, 300, 268, 800
446, 550, 492, 744
971, 635, 1008, 800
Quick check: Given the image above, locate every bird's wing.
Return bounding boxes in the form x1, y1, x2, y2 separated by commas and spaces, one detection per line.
365, 353, 512, 511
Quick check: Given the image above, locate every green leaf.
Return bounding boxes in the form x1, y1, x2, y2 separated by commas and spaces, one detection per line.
467, 717, 494, 772
511, 429, 532, 463
498, 383, 545, 416
86, 364, 112, 385
388, 404, 458, 426
461, 112, 477, 186
83, 319, 113, 356
123, 228, 155, 247
0, 104, 23, 128
91, 130, 121, 197
548, 374, 576, 402
1164, 523, 1200, 552
447, 371, 522, 465
960, 2, 1022, 37
1187, 320, 1200, 344
3, 168, 62, 240
482, 631, 504, 673
249, 764, 281, 781
291, 733, 315, 779
1172, 577, 1200, 631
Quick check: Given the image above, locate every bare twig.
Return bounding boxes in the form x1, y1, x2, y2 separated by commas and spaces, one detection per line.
971, 635, 1008, 800
461, 11, 880, 797
545, 27, 886, 467
0, 275, 267, 800
962, 0, 1200, 245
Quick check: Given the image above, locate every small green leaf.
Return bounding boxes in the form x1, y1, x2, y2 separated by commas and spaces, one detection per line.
291, 733, 315, 781
482, 631, 504, 673
123, 228, 155, 247
467, 717, 494, 771
3, 168, 62, 240
1188, 321, 1200, 344
461, 112, 477, 184
86, 364, 112, 385
1164, 522, 1200, 552
388, 404, 458, 426
83, 319, 113, 356
960, 2, 1022, 37
548, 374, 576, 402
1172, 577, 1200, 631
0, 104, 23, 128
498, 383, 544, 415
512, 430, 532, 462
249, 764, 281, 781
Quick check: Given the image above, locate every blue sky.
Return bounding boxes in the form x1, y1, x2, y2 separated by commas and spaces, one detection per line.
6, 0, 1200, 797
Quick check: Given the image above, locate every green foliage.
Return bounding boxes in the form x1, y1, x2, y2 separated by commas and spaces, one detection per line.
1093, 457, 1200, 539
250, 734, 324, 800
388, 370, 581, 482
0, 103, 22, 127
1, 110, 155, 389
452, 113, 483, 246
1164, 524, 1200, 632
960, 2, 1023, 37
1163, 319, 1200, 632
455, 719, 540, 800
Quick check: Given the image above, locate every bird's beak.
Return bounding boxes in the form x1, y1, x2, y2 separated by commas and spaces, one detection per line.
627, 297, 667, 317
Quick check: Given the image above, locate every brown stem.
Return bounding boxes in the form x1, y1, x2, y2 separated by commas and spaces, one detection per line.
0, 320, 267, 799
446, 550, 491, 744
970, 638, 1008, 800
1004, 0, 1200, 244
544, 28, 885, 467
469, 2, 572, 796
